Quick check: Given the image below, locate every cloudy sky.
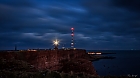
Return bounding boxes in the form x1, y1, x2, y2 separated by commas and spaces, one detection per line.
0, 0, 140, 50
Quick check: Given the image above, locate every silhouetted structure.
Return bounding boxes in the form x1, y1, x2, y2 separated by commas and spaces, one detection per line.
53, 39, 59, 50
15, 44, 17, 51
71, 28, 74, 48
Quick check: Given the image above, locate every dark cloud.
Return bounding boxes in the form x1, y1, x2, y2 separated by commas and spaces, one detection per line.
0, 0, 35, 8
0, 0, 140, 50
113, 0, 140, 12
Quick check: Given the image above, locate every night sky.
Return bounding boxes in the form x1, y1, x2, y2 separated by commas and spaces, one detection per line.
0, 0, 140, 50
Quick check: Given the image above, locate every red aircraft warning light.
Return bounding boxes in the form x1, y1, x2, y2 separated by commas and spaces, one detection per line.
71, 28, 74, 30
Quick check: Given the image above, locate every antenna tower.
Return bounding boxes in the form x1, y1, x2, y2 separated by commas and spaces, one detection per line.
71, 28, 74, 48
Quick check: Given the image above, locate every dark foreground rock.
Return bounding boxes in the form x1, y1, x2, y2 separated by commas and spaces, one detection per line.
0, 49, 97, 76
59, 59, 97, 75
0, 70, 132, 78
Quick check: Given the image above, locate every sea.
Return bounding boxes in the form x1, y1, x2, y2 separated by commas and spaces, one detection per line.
87, 50, 140, 77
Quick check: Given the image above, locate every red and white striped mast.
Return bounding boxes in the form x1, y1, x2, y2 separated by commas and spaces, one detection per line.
71, 28, 74, 48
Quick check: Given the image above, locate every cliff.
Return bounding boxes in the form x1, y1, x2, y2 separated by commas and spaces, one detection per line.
0, 49, 97, 75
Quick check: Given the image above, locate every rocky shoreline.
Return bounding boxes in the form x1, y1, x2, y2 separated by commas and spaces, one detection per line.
0, 49, 97, 76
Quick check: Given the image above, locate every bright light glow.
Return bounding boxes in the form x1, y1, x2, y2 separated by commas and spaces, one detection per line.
71, 28, 74, 30
96, 52, 102, 55
71, 34, 74, 36
27, 49, 37, 52
88, 52, 95, 55
53, 39, 59, 45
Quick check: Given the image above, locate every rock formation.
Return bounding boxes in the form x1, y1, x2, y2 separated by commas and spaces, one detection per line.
0, 49, 97, 76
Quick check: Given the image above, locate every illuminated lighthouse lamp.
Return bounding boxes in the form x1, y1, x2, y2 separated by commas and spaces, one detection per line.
53, 39, 59, 45
53, 39, 59, 50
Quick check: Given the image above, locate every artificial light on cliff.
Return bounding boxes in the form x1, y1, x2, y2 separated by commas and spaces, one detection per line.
53, 39, 59, 45
53, 39, 59, 50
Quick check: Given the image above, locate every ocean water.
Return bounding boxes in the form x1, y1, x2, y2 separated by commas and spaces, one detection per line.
88, 50, 140, 77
